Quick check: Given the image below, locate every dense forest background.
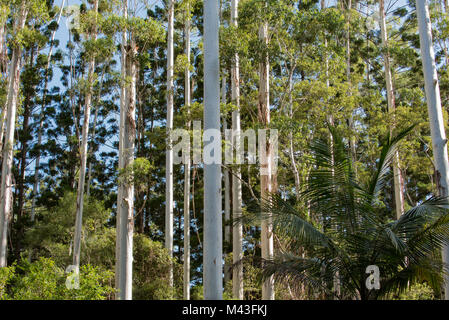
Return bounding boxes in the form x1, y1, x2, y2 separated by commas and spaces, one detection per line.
0, 0, 448, 300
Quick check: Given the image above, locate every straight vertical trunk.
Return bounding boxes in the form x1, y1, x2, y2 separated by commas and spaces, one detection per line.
379, 0, 405, 218
203, 0, 222, 300
0, 1, 28, 267
118, 34, 137, 301
183, 3, 191, 300
166, 0, 175, 288
115, 0, 128, 298
258, 20, 274, 300
416, 0, 449, 300
72, 0, 98, 268
231, 0, 243, 300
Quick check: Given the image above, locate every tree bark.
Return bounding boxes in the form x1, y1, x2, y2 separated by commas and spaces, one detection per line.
73, 0, 98, 268
258, 19, 274, 300
379, 0, 405, 218
0, 1, 28, 267
166, 0, 174, 288
416, 0, 449, 300
203, 0, 222, 300
231, 0, 244, 300
183, 2, 191, 300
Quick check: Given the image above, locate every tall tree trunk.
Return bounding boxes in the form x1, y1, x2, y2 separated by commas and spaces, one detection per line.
73, 0, 98, 268
0, 1, 28, 267
379, 0, 405, 218
417, 0, 449, 300
203, 0, 222, 300
166, 0, 175, 288
118, 33, 137, 301
258, 19, 274, 300
116, 0, 128, 298
183, 2, 191, 300
231, 0, 244, 300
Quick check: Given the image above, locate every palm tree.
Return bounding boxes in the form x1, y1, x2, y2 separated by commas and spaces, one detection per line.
247, 125, 449, 300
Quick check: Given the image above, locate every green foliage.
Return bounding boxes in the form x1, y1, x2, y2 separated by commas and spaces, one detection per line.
2, 257, 114, 300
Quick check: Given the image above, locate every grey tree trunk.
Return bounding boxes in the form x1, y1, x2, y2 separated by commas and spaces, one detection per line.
416, 0, 449, 300
258, 20, 274, 300
166, 0, 174, 288
183, 2, 191, 300
203, 0, 222, 300
231, 0, 244, 300
73, 0, 99, 268
0, 1, 28, 267
379, 0, 405, 218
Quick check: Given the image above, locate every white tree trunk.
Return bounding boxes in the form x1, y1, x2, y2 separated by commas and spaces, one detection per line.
73, 0, 98, 268
166, 0, 174, 288
231, 0, 244, 300
416, 0, 449, 300
118, 34, 136, 301
0, 1, 28, 267
203, 0, 222, 300
379, 0, 405, 219
183, 3, 191, 300
116, 0, 128, 298
258, 20, 274, 300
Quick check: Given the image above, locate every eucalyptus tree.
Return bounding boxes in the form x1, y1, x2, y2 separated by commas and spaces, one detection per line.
258, 1, 274, 300
230, 0, 243, 300
72, 0, 99, 269
416, 0, 449, 300
183, 0, 192, 300
203, 0, 222, 300
379, 0, 404, 219
166, 0, 175, 287
0, 0, 50, 268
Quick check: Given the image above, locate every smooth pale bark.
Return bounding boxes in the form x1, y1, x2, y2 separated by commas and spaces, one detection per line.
118, 35, 137, 301
183, 3, 191, 300
416, 0, 449, 300
203, 0, 222, 300
0, 2, 28, 267
379, 0, 405, 219
231, 0, 243, 300
73, 0, 99, 268
115, 0, 128, 298
166, 0, 174, 288
258, 21, 274, 300
31, 0, 65, 222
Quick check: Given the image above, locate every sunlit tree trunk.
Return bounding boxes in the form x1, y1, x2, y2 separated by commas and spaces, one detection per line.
258, 19, 274, 300
379, 0, 405, 218
203, 0, 222, 300
116, 0, 128, 298
183, 1, 191, 300
118, 33, 137, 301
73, 0, 98, 268
231, 0, 243, 300
0, 1, 28, 267
166, 0, 175, 288
416, 0, 449, 300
